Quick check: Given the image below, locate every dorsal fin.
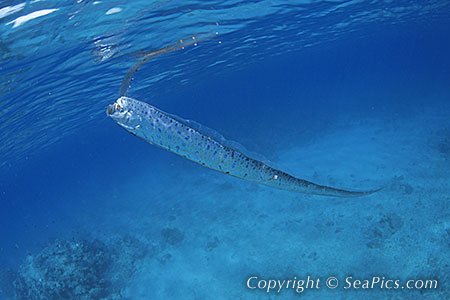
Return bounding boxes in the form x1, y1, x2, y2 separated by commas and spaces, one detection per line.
165, 110, 275, 166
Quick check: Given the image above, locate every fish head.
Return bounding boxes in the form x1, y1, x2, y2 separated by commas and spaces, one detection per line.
106, 96, 143, 132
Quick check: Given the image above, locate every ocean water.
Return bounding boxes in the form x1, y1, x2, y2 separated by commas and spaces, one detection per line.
1, 0, 450, 299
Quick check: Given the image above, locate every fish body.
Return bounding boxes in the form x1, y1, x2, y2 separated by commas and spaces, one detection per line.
107, 96, 378, 197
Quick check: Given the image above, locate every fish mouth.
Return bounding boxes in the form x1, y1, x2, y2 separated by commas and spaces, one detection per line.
106, 98, 138, 130
106, 104, 115, 116
106, 101, 124, 116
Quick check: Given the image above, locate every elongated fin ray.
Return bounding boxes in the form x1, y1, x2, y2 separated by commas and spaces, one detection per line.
120, 35, 203, 96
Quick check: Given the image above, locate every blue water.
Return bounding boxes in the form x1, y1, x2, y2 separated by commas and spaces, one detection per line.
1, 1, 450, 299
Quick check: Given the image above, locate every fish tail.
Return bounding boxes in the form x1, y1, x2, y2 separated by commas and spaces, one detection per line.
304, 182, 383, 197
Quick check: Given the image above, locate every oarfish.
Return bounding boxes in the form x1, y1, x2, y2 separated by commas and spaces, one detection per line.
107, 96, 379, 197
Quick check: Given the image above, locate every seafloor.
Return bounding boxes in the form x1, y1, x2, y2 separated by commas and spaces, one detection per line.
2, 101, 448, 299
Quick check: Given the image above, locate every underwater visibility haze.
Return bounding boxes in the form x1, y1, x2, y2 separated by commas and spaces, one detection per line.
1, 0, 450, 299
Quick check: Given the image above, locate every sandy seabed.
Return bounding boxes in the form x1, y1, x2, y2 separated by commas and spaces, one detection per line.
4, 107, 449, 300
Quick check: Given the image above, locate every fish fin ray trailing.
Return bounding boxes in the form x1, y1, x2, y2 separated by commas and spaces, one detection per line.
120, 34, 214, 97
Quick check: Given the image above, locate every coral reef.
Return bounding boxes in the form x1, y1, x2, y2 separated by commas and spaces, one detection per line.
389, 175, 415, 196
433, 128, 450, 158
161, 228, 184, 246
13, 239, 112, 300
157, 253, 172, 265
107, 235, 150, 287
437, 141, 450, 156
365, 213, 404, 249
205, 236, 220, 252
437, 128, 450, 157
12, 236, 149, 300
